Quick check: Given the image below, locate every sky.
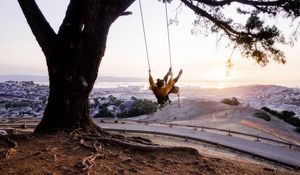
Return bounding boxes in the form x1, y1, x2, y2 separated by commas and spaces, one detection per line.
0, 0, 300, 88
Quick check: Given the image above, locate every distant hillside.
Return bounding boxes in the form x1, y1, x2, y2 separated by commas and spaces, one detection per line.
0, 75, 146, 82
181, 84, 300, 117
96, 76, 145, 82
0, 75, 48, 82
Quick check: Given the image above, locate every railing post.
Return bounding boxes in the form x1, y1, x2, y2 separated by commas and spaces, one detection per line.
255, 134, 260, 142
22, 123, 27, 129
227, 129, 232, 136
185, 136, 188, 142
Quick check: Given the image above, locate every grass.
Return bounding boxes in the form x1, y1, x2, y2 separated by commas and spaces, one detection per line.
253, 112, 271, 121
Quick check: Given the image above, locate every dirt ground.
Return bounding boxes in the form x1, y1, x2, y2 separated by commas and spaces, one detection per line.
0, 130, 299, 175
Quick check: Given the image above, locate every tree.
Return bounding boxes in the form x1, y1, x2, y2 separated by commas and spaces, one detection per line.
94, 107, 114, 118
18, 0, 135, 133
17, 0, 299, 133
117, 97, 158, 118
221, 97, 240, 105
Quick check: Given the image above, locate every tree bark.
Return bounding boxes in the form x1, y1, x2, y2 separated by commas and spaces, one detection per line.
18, 0, 134, 133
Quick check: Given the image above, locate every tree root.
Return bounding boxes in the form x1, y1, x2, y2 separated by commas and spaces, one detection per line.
0, 148, 17, 159
45, 147, 58, 162
80, 134, 198, 154
97, 137, 198, 152
79, 139, 103, 152
77, 137, 105, 172
73, 129, 200, 172
77, 152, 104, 171
129, 136, 157, 146
0, 137, 18, 159
69, 128, 110, 140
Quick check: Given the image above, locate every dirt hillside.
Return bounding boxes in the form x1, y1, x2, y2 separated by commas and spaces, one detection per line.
0, 130, 299, 175
143, 98, 300, 144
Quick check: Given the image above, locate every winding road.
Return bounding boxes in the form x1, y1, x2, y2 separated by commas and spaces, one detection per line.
98, 122, 300, 168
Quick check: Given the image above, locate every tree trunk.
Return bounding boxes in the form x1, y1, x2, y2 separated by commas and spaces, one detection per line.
34, 23, 108, 133
17, 0, 135, 133
34, 68, 97, 133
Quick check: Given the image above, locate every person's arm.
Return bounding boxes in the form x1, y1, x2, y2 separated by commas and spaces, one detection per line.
148, 70, 155, 90
163, 67, 172, 82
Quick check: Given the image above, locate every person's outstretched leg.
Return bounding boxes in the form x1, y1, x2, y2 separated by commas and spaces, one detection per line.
173, 69, 183, 83
163, 67, 172, 82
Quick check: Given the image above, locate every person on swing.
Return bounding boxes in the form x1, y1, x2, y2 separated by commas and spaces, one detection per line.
149, 67, 183, 105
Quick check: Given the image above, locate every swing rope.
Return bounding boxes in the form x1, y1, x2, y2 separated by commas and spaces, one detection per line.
138, 0, 151, 71
138, 0, 173, 71
164, 2, 173, 69
164, 2, 180, 107
138, 0, 181, 107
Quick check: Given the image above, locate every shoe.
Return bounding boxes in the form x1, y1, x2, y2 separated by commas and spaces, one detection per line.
178, 69, 183, 76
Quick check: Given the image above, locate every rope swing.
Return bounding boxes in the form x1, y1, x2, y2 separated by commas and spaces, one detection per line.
138, 0, 173, 71
164, 2, 173, 69
139, 0, 181, 108
138, 0, 151, 71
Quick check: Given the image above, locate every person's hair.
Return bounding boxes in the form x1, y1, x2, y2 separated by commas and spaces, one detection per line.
156, 79, 164, 88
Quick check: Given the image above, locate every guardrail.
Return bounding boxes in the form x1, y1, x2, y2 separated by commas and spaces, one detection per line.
1, 118, 300, 149
104, 127, 300, 169
0, 123, 37, 129
169, 123, 300, 148
128, 120, 300, 149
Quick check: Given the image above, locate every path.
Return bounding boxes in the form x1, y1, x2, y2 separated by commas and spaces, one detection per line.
98, 122, 300, 168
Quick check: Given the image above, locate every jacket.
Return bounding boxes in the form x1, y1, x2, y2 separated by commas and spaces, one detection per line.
149, 74, 174, 97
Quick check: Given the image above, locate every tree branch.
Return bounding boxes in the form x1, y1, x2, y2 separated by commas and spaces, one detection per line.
17, 0, 57, 59
181, 0, 242, 38
180, 0, 288, 65
80, 0, 135, 58
58, 0, 83, 42
189, 0, 300, 17
192, 0, 287, 7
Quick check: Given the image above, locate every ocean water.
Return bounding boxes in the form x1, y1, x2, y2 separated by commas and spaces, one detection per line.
36, 81, 300, 89
91, 81, 260, 89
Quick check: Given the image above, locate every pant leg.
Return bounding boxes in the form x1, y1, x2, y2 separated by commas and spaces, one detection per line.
173, 70, 182, 83
168, 86, 179, 94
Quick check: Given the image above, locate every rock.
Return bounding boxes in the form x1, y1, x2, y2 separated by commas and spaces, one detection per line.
263, 167, 274, 171
136, 158, 145, 164
122, 157, 133, 164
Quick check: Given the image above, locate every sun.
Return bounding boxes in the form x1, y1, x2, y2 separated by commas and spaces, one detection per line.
202, 65, 239, 88
217, 81, 225, 89
203, 66, 227, 82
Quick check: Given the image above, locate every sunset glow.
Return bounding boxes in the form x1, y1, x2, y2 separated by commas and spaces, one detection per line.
0, 0, 299, 88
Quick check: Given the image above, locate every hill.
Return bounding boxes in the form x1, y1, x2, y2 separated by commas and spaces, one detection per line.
0, 74, 145, 83
143, 98, 300, 144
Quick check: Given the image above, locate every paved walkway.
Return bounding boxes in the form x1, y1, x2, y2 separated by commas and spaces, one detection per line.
98, 122, 300, 168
